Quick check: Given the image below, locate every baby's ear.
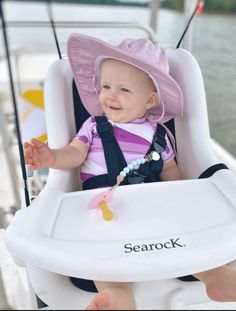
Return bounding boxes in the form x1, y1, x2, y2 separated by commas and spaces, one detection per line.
146, 91, 158, 110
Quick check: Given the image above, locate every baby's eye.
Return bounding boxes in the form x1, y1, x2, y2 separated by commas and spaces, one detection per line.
102, 85, 110, 89
121, 87, 130, 92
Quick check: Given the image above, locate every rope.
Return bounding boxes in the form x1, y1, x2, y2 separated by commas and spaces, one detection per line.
0, 0, 30, 206
176, 0, 201, 49
46, 0, 62, 59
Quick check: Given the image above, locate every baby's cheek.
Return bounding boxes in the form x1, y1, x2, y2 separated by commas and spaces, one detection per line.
99, 93, 104, 103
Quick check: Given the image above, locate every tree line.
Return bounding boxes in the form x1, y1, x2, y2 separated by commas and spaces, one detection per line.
161, 0, 236, 12
27, 0, 236, 13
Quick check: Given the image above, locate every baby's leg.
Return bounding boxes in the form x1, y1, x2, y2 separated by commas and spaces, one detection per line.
85, 281, 136, 310
194, 265, 236, 302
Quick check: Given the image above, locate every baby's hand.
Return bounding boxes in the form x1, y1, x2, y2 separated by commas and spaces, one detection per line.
24, 138, 55, 171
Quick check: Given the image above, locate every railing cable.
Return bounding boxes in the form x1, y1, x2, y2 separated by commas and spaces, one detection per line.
0, 0, 30, 206
46, 0, 62, 59
176, 0, 201, 49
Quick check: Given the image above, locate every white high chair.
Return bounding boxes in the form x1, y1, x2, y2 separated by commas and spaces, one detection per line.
4, 47, 236, 310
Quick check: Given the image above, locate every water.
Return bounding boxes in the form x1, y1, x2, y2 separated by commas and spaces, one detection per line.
192, 14, 236, 158
1, 1, 236, 157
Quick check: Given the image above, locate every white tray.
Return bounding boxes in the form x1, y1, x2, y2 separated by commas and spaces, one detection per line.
5, 169, 236, 282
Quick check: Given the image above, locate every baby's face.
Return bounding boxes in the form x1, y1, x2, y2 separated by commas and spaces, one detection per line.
99, 59, 157, 123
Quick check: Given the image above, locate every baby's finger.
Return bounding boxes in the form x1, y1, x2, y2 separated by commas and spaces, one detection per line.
24, 144, 33, 158
28, 164, 38, 172
31, 147, 42, 169
24, 141, 30, 148
24, 140, 36, 149
24, 156, 32, 165
31, 138, 45, 148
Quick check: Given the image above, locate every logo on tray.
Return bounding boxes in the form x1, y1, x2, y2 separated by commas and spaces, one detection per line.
124, 237, 186, 254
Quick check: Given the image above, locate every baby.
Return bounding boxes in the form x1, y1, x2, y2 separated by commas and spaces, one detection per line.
24, 34, 236, 310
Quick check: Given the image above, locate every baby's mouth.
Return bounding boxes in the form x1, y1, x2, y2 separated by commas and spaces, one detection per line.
109, 106, 121, 111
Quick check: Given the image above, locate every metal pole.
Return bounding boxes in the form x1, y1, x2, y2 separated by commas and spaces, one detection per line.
5, 20, 157, 43
149, 0, 160, 34
0, 0, 30, 206
0, 100, 21, 209
14, 51, 23, 95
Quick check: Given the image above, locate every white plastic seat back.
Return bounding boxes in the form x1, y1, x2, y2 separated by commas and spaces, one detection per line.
166, 48, 219, 178
44, 58, 80, 192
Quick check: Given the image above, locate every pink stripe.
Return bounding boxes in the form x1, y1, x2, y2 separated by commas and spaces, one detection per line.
80, 172, 95, 181
114, 127, 150, 146
162, 153, 175, 162
75, 135, 89, 144
91, 132, 150, 151
91, 138, 149, 155
118, 141, 150, 154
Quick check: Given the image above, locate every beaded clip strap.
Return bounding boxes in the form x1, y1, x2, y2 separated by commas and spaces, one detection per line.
110, 151, 160, 191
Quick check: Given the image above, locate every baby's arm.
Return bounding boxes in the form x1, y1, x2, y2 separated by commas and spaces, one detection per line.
159, 159, 182, 181
24, 138, 89, 171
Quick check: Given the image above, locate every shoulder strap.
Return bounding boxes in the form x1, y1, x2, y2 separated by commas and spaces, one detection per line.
83, 116, 127, 188
134, 124, 166, 183
152, 123, 167, 153
95, 116, 127, 184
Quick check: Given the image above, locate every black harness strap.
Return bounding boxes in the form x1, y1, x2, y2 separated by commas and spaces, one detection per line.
198, 163, 228, 179
83, 173, 109, 190
134, 124, 166, 183
83, 116, 127, 190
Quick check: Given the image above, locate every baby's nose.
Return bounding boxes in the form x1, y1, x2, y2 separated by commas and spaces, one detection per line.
107, 91, 118, 101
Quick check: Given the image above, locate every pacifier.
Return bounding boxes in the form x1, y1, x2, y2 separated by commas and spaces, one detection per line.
88, 190, 114, 221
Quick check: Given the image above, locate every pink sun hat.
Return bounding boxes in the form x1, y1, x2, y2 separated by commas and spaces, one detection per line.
67, 33, 184, 123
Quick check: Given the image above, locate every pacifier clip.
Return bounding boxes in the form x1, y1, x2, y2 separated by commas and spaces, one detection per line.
88, 151, 160, 221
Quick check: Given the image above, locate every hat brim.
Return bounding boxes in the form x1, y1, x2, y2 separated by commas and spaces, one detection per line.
67, 34, 184, 123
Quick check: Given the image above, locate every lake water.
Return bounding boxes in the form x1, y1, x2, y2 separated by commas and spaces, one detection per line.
1, 1, 236, 157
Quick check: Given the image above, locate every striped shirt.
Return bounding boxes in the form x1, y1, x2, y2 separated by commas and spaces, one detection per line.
73, 116, 175, 182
